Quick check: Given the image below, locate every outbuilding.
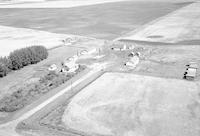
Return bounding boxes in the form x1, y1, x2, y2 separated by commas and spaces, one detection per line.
125, 56, 140, 68
62, 60, 79, 73
80, 50, 88, 55
48, 64, 57, 72
128, 52, 135, 57
111, 47, 121, 51
185, 68, 197, 80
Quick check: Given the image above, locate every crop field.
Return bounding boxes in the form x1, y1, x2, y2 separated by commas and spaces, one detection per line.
19, 72, 200, 136
119, 2, 200, 44
0, 1, 187, 40
0, 25, 75, 56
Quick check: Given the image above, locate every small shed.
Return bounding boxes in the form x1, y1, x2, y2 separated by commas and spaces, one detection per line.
111, 47, 121, 51
121, 45, 127, 51
67, 57, 74, 61
48, 64, 57, 71
128, 52, 135, 57
185, 68, 197, 80
127, 45, 135, 50
80, 50, 88, 55
135, 52, 141, 57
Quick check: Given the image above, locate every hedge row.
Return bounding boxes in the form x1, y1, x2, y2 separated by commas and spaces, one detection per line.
0, 46, 48, 77
0, 65, 86, 112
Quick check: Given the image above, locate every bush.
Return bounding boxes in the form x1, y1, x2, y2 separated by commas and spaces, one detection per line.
0, 63, 8, 77
0, 57, 12, 70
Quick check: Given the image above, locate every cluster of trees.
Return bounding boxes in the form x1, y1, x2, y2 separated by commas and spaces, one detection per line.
0, 65, 86, 112
0, 46, 48, 77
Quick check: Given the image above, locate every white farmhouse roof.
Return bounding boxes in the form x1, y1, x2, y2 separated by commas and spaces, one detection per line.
64, 61, 76, 68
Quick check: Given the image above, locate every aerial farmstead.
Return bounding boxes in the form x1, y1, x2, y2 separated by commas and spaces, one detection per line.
0, 1, 200, 136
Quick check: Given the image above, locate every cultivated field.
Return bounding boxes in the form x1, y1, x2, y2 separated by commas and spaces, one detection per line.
63, 72, 200, 136
0, 1, 186, 40
0, 25, 85, 56
119, 2, 200, 44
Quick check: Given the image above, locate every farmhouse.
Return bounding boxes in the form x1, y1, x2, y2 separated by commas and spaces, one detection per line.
61, 60, 79, 73
125, 55, 140, 68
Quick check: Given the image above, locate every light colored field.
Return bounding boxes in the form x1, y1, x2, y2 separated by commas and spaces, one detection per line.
63, 72, 200, 136
0, 0, 131, 8
119, 2, 200, 44
0, 25, 82, 56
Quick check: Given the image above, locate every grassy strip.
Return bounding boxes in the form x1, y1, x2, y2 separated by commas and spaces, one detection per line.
0, 65, 86, 112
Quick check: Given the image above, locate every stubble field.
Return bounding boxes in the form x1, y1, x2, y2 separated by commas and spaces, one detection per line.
0, 1, 187, 40
62, 72, 200, 136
